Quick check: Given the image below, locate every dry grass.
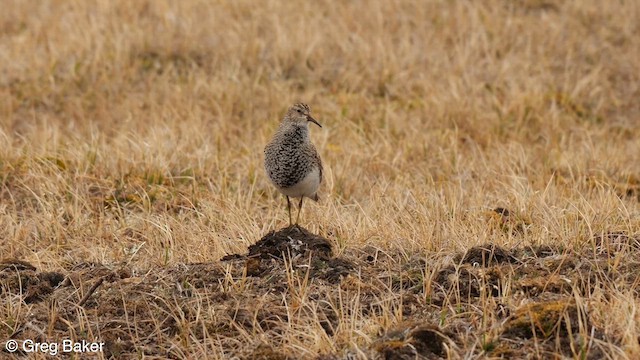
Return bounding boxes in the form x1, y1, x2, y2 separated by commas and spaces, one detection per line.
1, 0, 639, 358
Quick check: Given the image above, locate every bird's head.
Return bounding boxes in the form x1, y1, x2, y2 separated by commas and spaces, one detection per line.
284, 103, 321, 127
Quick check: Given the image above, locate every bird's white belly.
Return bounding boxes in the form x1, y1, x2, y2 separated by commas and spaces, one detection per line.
278, 168, 320, 198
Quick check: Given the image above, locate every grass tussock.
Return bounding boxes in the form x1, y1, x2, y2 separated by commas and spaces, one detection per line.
1, 0, 639, 358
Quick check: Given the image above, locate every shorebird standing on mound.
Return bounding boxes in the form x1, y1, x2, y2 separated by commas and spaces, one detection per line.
264, 103, 323, 226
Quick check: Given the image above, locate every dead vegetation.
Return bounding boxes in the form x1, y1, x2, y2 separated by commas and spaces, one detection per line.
3, 229, 640, 358
1, 0, 640, 359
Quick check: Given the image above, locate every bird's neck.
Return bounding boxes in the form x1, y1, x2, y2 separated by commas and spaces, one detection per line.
279, 123, 309, 142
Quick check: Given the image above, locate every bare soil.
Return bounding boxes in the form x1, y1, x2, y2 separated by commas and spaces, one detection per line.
2, 224, 638, 359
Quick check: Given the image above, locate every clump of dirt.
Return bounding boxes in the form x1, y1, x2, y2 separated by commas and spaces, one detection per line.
517, 274, 572, 297
63, 262, 132, 286
373, 323, 452, 359
222, 225, 354, 283
434, 265, 503, 300
499, 298, 602, 357
1, 258, 37, 271
247, 225, 333, 260
410, 325, 451, 356
459, 244, 518, 266
503, 299, 584, 339
0, 259, 65, 303
250, 343, 292, 360
516, 244, 560, 258
435, 266, 481, 299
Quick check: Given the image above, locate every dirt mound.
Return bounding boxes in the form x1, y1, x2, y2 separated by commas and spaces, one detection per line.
246, 225, 333, 260
503, 299, 584, 339
373, 323, 453, 359
222, 225, 354, 283
0, 259, 65, 304
459, 244, 518, 266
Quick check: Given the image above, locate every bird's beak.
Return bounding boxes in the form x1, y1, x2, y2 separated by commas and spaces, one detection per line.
306, 115, 322, 128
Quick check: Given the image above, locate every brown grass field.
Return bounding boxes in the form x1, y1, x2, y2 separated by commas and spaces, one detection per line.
1, 0, 640, 358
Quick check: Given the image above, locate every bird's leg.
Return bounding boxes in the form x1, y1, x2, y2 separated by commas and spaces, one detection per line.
286, 196, 292, 226
295, 197, 304, 225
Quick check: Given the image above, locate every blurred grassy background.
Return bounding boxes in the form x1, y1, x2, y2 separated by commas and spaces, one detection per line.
0, 0, 638, 267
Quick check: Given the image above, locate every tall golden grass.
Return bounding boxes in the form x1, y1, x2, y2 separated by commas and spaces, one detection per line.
1, 0, 639, 358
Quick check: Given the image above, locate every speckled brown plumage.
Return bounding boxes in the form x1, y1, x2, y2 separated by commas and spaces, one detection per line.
264, 103, 323, 225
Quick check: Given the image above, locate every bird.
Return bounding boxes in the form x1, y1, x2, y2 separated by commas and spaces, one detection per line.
264, 103, 323, 226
